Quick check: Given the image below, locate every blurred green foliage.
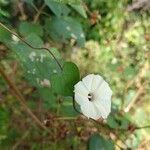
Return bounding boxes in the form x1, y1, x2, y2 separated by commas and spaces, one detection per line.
0, 0, 150, 149
88, 134, 114, 150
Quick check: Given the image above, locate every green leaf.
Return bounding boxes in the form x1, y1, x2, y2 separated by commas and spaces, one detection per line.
45, 0, 70, 17
123, 66, 136, 79
70, 4, 87, 18
0, 28, 62, 110
0, 0, 9, 5
19, 22, 43, 37
0, 107, 9, 139
107, 115, 119, 129
0, 26, 11, 43
51, 62, 80, 96
44, 0, 82, 4
9, 34, 58, 87
88, 134, 114, 150
24, 0, 34, 6
0, 8, 10, 18
59, 97, 78, 117
132, 108, 147, 125
45, 16, 85, 47
107, 114, 130, 130
6, 33, 62, 109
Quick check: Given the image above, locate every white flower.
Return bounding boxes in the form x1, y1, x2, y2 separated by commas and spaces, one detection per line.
74, 74, 112, 120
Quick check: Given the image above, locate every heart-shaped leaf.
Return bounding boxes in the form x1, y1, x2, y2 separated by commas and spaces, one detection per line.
88, 134, 114, 150
44, 0, 70, 17
0, 30, 62, 110
19, 21, 43, 37
59, 97, 78, 117
70, 4, 87, 18
51, 62, 80, 96
45, 16, 85, 47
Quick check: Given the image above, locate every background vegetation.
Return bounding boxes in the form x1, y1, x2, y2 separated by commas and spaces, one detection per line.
0, 0, 149, 149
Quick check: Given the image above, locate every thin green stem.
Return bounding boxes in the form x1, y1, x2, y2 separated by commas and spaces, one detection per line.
0, 22, 63, 71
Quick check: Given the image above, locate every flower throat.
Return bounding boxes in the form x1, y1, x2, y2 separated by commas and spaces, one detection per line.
88, 93, 94, 101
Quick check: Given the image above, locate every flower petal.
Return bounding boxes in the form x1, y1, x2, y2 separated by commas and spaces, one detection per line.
93, 80, 112, 100
93, 95, 111, 119
74, 92, 88, 105
80, 101, 100, 120
100, 98, 111, 114
74, 81, 88, 97
82, 74, 94, 92
91, 75, 103, 93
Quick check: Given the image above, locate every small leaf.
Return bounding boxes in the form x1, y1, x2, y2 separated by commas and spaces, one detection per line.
45, 0, 70, 17
0, 107, 9, 138
107, 113, 130, 130
45, 16, 85, 47
133, 108, 147, 125
51, 62, 80, 96
0, 26, 11, 43
0, 0, 9, 5
23, 0, 34, 6
70, 4, 87, 18
88, 134, 114, 150
19, 22, 43, 37
0, 8, 10, 18
107, 115, 119, 129
123, 66, 136, 79
59, 97, 78, 117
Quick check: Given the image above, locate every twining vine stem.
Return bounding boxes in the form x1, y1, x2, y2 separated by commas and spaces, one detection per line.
0, 22, 63, 71
0, 65, 50, 132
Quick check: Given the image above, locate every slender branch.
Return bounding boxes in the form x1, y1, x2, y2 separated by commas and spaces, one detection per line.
55, 117, 76, 120
33, 3, 46, 23
134, 125, 150, 130
12, 131, 29, 150
124, 81, 146, 112
17, 0, 27, 20
0, 65, 49, 132
32, 3, 51, 17
0, 22, 63, 71
115, 143, 124, 150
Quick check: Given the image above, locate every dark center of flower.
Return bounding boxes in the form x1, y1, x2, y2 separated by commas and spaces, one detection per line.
88, 93, 93, 101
